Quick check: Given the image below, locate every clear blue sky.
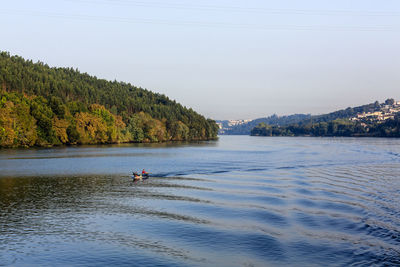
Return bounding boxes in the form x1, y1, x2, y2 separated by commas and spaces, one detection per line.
1, 0, 400, 120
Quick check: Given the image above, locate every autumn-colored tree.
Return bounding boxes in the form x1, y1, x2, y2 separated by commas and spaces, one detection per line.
53, 117, 69, 144
169, 121, 189, 141
0, 101, 16, 146
74, 112, 108, 144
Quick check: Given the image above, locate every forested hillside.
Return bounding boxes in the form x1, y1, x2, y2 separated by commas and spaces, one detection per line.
251, 117, 400, 137
219, 114, 311, 135
295, 101, 383, 125
251, 100, 400, 137
0, 52, 218, 147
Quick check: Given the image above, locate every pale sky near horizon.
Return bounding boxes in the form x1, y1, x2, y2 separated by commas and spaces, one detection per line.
1, 0, 400, 120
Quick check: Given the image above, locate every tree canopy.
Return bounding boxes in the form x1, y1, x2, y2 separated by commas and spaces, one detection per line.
251, 116, 400, 137
0, 51, 218, 147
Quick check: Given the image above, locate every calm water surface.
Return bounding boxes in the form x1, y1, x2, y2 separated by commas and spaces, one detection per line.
0, 136, 399, 266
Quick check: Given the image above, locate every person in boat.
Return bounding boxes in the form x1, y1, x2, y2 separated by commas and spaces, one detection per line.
132, 172, 141, 180
142, 169, 149, 177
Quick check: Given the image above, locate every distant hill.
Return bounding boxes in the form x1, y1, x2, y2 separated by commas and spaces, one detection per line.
251, 99, 400, 137
0, 51, 218, 147
297, 101, 383, 125
218, 114, 311, 135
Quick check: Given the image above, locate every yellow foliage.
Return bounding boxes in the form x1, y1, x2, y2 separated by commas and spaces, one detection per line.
0, 101, 37, 147
0, 101, 16, 146
112, 115, 128, 143
132, 112, 167, 142
53, 117, 69, 144
89, 103, 104, 112
147, 119, 166, 142
74, 112, 108, 144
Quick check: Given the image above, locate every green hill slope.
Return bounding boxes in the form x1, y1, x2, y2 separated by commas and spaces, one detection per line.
218, 114, 311, 135
251, 100, 400, 137
0, 51, 218, 147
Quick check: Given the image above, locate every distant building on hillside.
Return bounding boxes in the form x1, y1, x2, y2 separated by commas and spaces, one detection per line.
350, 99, 400, 123
216, 119, 252, 134
227, 119, 252, 127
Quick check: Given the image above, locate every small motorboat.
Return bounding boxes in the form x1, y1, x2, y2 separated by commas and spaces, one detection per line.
132, 172, 150, 180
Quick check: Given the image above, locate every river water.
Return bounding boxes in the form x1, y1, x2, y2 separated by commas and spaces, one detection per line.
0, 136, 399, 266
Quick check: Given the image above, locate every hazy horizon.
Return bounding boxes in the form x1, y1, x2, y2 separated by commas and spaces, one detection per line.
2, 0, 399, 120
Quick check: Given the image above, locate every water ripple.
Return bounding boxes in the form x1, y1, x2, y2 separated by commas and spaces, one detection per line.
1, 136, 400, 266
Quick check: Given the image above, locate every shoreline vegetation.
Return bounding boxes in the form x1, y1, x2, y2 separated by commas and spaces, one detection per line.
251, 100, 400, 138
251, 120, 400, 138
0, 52, 218, 148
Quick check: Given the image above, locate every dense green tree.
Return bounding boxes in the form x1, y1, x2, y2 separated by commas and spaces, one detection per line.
30, 96, 59, 145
